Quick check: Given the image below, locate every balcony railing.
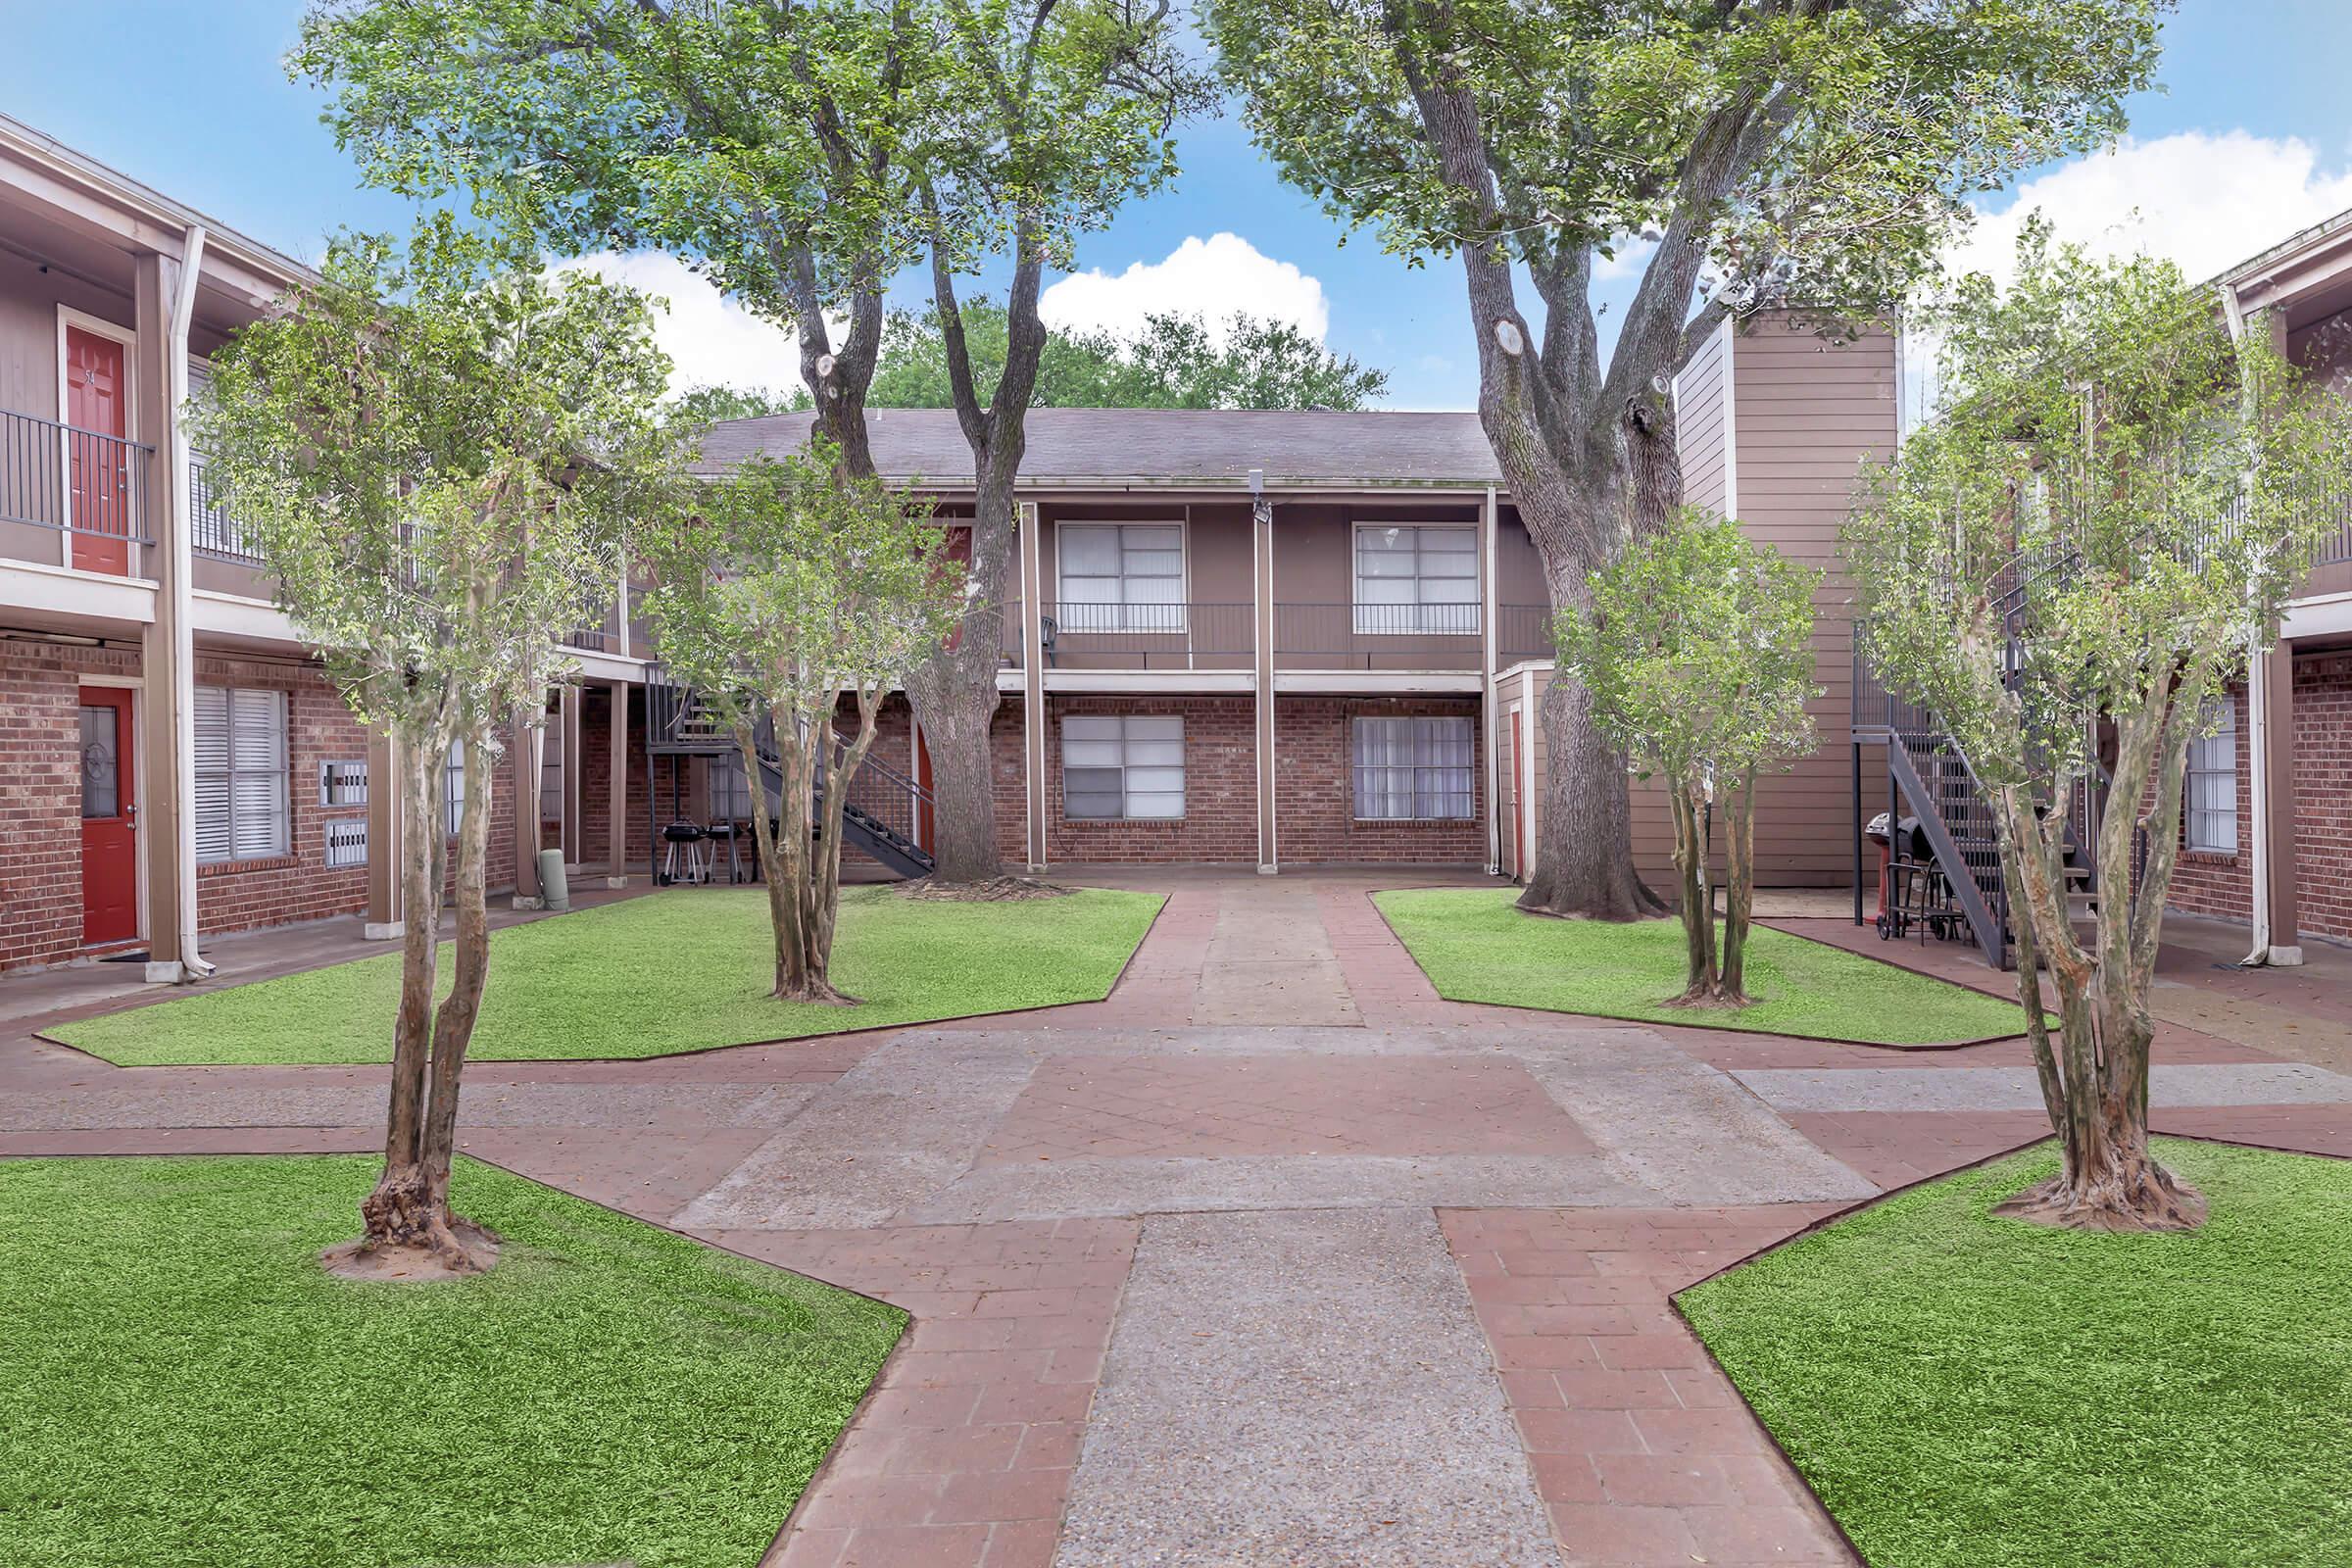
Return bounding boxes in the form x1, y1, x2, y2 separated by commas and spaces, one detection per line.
1042, 601, 1253, 670
1276, 602, 1483, 670
2, 407, 154, 556
1496, 603, 1554, 663
189, 461, 260, 564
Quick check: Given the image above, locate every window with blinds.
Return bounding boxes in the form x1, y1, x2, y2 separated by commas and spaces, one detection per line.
1354, 524, 1479, 635
1062, 714, 1184, 820
193, 686, 289, 862
2186, 699, 2237, 854
1057, 523, 1184, 632
1352, 715, 1475, 820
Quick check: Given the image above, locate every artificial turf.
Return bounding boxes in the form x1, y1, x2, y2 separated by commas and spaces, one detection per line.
52, 884, 1163, 1066
1678, 1139, 2352, 1568
1372, 887, 2025, 1045
0, 1153, 904, 1568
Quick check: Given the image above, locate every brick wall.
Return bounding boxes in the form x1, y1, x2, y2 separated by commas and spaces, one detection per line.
2165, 657, 2352, 945
189, 654, 416, 938
2292, 653, 2352, 941
977, 691, 1486, 867
0, 638, 139, 971
1274, 696, 1487, 865
1038, 694, 1261, 863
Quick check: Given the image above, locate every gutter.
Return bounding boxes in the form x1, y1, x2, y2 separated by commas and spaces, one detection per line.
2218, 281, 2294, 969
167, 223, 215, 982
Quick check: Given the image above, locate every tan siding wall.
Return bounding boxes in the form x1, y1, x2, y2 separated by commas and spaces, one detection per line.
1674, 322, 1730, 518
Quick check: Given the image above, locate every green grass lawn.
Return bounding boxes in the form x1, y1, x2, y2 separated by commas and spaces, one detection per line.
0, 1154, 903, 1568
53, 884, 1163, 1066
1679, 1139, 2352, 1568
1373, 887, 2024, 1045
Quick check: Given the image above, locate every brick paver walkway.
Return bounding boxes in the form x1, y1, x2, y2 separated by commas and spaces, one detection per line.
4, 866, 2347, 1567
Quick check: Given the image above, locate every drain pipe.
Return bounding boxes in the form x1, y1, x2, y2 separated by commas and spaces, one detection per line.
2220, 281, 2277, 969
170, 224, 215, 981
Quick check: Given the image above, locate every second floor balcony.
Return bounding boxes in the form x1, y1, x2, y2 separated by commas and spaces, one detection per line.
3, 407, 155, 576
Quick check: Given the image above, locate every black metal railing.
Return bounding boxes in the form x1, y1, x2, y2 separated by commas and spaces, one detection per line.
1275, 602, 1483, 669
189, 462, 259, 564
2, 408, 154, 555
1043, 601, 1252, 668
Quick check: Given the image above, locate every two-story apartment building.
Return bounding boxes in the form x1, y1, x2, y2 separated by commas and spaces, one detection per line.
0, 115, 649, 977
2166, 208, 2352, 957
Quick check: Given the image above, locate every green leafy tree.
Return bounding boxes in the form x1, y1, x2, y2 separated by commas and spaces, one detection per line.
187, 229, 677, 1273
1557, 511, 1819, 1006
674, 383, 811, 423
295, 0, 1211, 888
867, 298, 1388, 409
640, 449, 967, 1001
1846, 230, 2352, 1230
1207, 0, 2167, 919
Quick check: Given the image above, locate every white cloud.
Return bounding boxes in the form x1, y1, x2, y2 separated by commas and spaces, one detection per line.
1945, 130, 2352, 288
1042, 233, 1331, 343
551, 251, 802, 399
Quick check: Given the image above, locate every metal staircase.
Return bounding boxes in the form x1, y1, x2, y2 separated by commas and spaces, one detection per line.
643, 664, 937, 881
1850, 546, 2103, 971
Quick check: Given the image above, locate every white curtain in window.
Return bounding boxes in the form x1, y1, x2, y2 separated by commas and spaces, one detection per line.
1060, 523, 1185, 632
1354, 525, 1479, 634
1353, 715, 1474, 819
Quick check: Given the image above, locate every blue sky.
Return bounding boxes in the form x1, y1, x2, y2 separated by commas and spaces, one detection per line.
4, 0, 2349, 409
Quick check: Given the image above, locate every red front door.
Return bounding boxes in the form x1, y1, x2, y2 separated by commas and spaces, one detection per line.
78, 687, 139, 947
65, 326, 132, 575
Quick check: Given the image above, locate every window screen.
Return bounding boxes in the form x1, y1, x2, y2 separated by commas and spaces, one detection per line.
193, 686, 288, 861
1353, 715, 1475, 820
1057, 523, 1184, 632
1062, 714, 1184, 820
2186, 699, 2237, 855
1354, 525, 1478, 635
444, 737, 467, 837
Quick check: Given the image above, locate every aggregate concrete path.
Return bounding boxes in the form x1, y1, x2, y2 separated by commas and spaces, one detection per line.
1055, 1207, 1562, 1568
5, 866, 2346, 1568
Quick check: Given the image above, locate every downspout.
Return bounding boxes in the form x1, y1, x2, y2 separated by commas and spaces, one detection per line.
2219, 282, 2275, 968
170, 224, 214, 980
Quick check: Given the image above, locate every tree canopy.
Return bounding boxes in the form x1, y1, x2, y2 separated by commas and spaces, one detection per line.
1846, 227, 2352, 1229
1206, 0, 2169, 918
1556, 509, 1820, 1004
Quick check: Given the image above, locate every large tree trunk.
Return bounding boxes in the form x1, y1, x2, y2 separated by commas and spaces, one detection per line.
1666, 781, 1716, 999
336, 722, 497, 1278
906, 632, 1005, 883
1517, 654, 1656, 919
1988, 705, 2207, 1233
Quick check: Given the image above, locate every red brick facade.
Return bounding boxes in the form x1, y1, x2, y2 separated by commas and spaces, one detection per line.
2289, 653, 2352, 941
981, 692, 1486, 867
0, 638, 140, 970
2166, 657, 2352, 945
191, 652, 375, 940
1274, 696, 1487, 865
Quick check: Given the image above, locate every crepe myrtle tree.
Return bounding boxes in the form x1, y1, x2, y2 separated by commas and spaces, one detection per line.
640, 447, 967, 1002
296, 0, 1210, 887
1557, 510, 1819, 1005
1846, 230, 2352, 1231
1207, 0, 2167, 919
188, 227, 678, 1274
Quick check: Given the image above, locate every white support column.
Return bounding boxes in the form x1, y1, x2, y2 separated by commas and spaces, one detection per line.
1481, 485, 1500, 875
1251, 472, 1278, 874
1018, 501, 1048, 870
